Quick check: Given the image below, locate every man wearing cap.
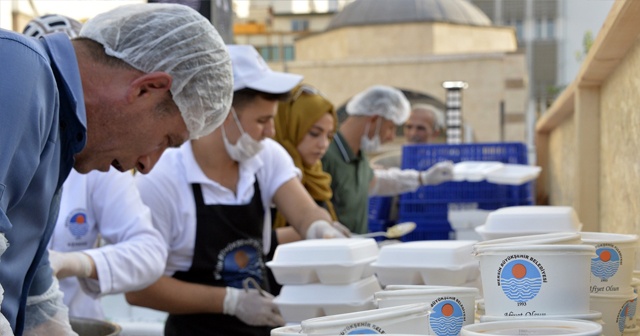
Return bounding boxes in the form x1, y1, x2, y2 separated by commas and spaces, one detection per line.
322, 86, 454, 234
126, 45, 348, 336
0, 3, 232, 335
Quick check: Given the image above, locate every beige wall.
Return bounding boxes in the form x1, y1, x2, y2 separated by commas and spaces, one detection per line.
432, 24, 517, 55
284, 53, 527, 143
599, 36, 640, 233
295, 22, 517, 61
537, 0, 640, 237
547, 118, 576, 207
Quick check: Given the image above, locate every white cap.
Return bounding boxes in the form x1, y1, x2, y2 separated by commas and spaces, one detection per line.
346, 85, 410, 125
79, 3, 233, 139
228, 45, 302, 93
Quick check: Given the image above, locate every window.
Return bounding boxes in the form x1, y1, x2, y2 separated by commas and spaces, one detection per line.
514, 20, 523, 42
535, 19, 543, 39
284, 46, 295, 61
291, 20, 309, 32
546, 19, 555, 39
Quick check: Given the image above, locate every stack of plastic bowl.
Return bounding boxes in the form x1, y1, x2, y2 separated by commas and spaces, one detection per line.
473, 232, 599, 325
475, 206, 582, 241
374, 285, 479, 336
266, 238, 381, 324
583, 232, 639, 336
371, 240, 481, 291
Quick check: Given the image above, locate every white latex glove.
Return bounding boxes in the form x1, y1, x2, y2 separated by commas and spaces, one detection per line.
24, 278, 78, 336
48, 250, 93, 279
370, 168, 420, 196
223, 287, 284, 327
305, 220, 350, 239
420, 161, 454, 186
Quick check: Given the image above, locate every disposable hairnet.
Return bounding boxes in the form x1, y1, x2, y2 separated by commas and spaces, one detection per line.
346, 85, 410, 125
79, 3, 233, 139
23, 14, 82, 39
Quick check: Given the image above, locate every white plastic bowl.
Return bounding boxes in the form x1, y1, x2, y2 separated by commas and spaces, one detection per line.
478, 310, 603, 323
581, 232, 639, 294
474, 244, 595, 317
460, 319, 602, 336
375, 286, 478, 336
274, 276, 381, 323
590, 289, 637, 336
301, 303, 431, 335
473, 232, 582, 249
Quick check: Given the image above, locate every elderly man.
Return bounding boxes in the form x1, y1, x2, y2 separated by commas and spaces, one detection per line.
0, 4, 232, 335
404, 104, 445, 144
321, 86, 453, 234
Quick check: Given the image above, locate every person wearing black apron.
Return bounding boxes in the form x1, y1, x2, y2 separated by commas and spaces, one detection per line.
165, 182, 270, 336
126, 45, 349, 336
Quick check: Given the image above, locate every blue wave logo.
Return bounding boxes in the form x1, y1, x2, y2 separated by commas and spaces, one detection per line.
430, 300, 464, 336
618, 301, 631, 333
591, 247, 620, 280
68, 212, 89, 239
628, 298, 638, 321
346, 328, 379, 334
500, 260, 542, 302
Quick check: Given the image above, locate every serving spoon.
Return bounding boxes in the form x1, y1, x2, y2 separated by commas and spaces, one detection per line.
354, 222, 416, 239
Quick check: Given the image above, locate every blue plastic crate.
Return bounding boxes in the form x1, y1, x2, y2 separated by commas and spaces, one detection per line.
398, 142, 534, 221
400, 219, 453, 242
368, 219, 394, 242
368, 196, 394, 220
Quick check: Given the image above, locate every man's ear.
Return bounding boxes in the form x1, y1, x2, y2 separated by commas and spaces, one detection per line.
127, 72, 172, 102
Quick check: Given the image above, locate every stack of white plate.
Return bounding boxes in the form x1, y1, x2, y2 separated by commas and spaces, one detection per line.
266, 238, 381, 323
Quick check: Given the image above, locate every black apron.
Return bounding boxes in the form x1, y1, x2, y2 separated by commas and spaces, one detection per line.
165, 181, 270, 336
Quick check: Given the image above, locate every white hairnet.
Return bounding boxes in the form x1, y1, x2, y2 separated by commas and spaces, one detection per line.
346, 85, 410, 125
79, 3, 233, 139
23, 14, 82, 38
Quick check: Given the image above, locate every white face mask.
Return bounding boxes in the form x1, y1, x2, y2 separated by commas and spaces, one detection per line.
360, 118, 382, 154
222, 108, 264, 162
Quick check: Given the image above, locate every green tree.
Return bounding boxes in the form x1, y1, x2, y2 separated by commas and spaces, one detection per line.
575, 30, 594, 62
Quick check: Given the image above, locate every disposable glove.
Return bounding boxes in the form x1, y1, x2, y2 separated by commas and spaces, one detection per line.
370, 168, 420, 196
305, 220, 350, 239
420, 161, 454, 186
223, 287, 284, 327
24, 278, 78, 336
48, 250, 93, 279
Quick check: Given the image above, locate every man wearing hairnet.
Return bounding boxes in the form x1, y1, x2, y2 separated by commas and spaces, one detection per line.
0, 4, 232, 335
321, 86, 454, 234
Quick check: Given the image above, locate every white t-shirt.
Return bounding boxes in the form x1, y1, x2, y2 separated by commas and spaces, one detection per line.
136, 139, 300, 276
49, 168, 167, 319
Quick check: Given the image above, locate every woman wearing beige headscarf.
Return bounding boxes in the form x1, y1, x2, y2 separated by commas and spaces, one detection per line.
273, 84, 339, 228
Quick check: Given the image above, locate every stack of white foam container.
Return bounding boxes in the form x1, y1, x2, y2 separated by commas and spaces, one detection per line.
267, 238, 381, 324
475, 206, 582, 241
583, 232, 639, 336
371, 240, 481, 292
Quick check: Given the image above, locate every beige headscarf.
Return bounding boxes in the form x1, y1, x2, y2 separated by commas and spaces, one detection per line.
273, 84, 338, 228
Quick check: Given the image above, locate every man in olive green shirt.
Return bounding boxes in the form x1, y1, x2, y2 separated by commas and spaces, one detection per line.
322, 85, 454, 234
